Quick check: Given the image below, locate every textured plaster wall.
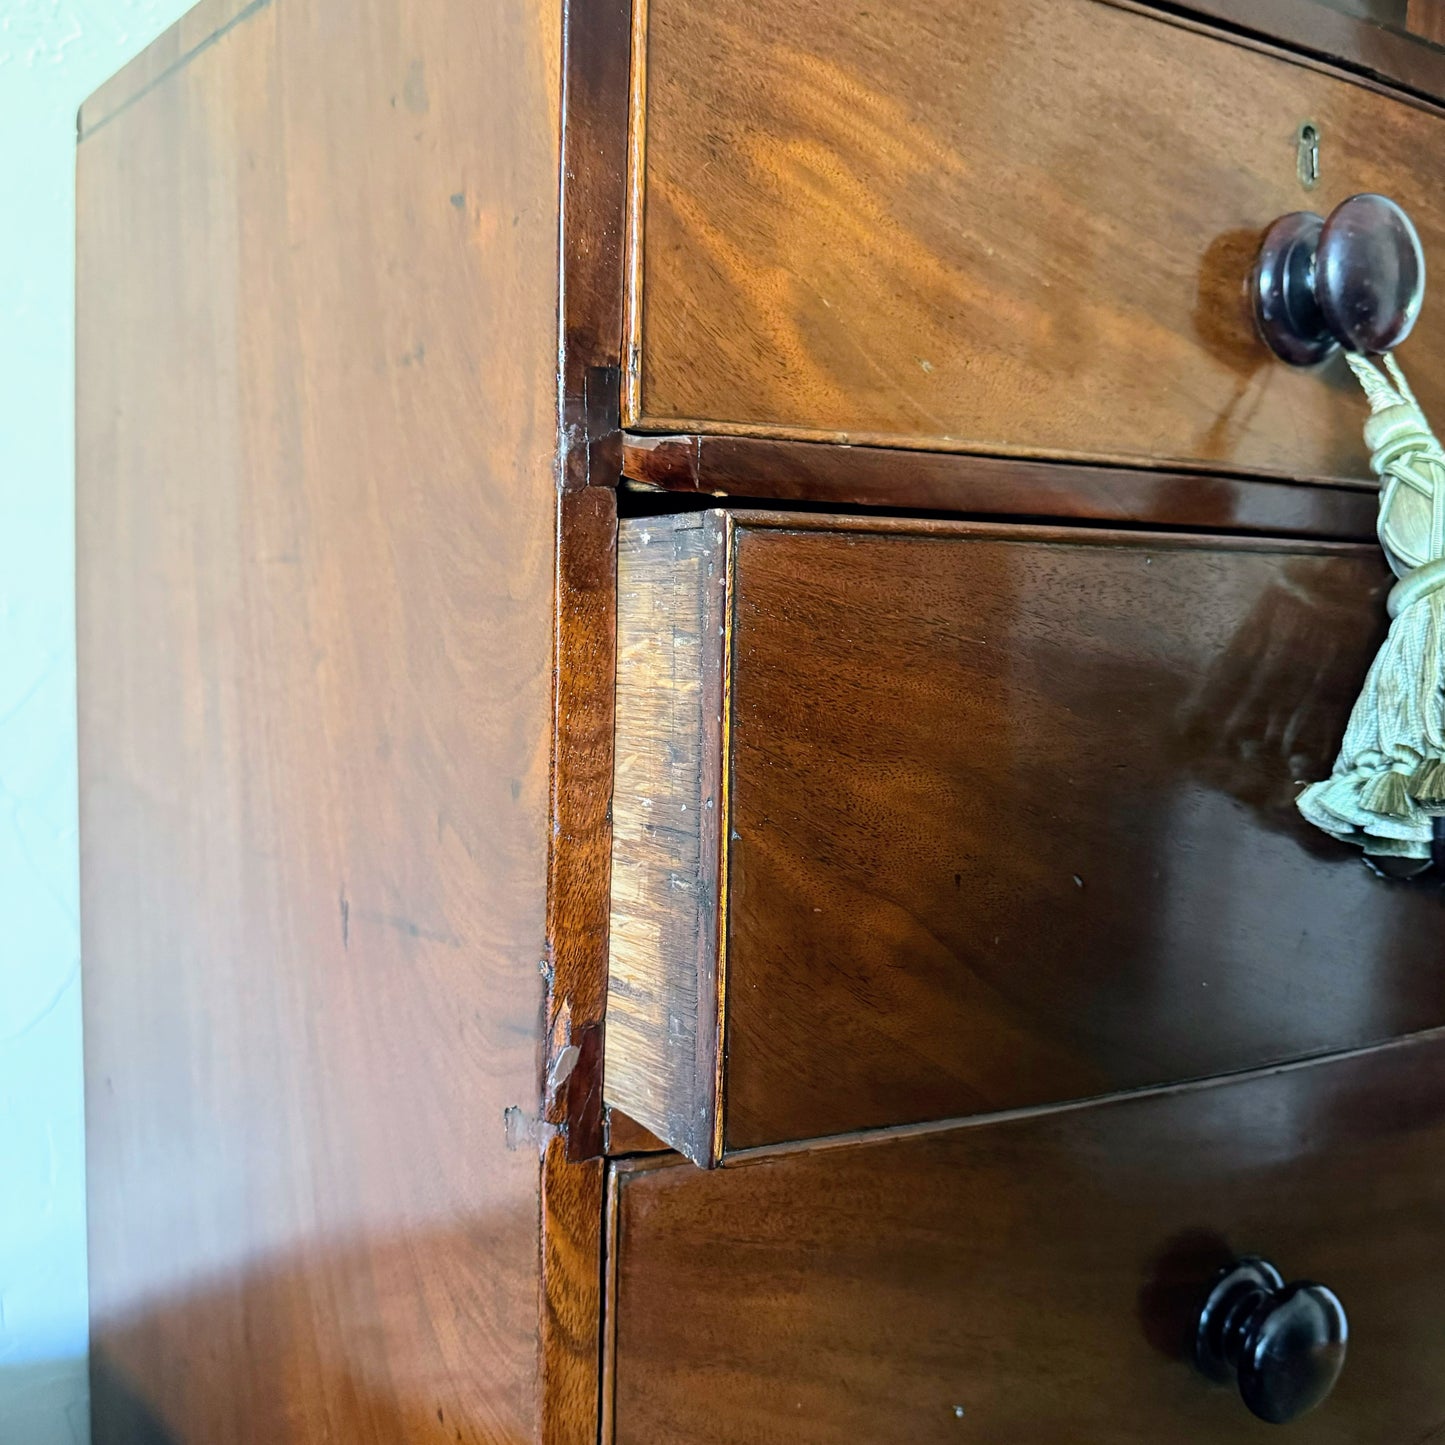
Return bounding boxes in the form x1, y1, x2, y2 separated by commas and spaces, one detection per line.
0, 3, 192, 1441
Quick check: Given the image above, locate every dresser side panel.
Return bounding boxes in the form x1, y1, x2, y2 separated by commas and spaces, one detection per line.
77, 0, 566, 1437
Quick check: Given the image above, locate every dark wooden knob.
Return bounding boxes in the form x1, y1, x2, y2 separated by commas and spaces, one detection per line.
1253, 193, 1425, 364
1195, 1257, 1348, 1425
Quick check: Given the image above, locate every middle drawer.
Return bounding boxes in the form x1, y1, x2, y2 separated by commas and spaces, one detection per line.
605, 511, 1445, 1166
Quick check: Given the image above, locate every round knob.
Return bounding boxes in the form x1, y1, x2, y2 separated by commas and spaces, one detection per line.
1253, 193, 1425, 364
1195, 1257, 1348, 1424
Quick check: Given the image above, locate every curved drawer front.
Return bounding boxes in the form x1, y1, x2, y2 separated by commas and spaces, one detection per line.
605, 1036, 1445, 1442
605, 512, 1445, 1163
626, 0, 1445, 480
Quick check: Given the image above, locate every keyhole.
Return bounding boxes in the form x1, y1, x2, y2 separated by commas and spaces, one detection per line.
1297, 122, 1320, 190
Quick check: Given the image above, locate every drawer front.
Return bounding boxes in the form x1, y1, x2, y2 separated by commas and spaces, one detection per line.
626, 0, 1445, 480
606, 513, 1445, 1164
606, 1035, 1445, 1443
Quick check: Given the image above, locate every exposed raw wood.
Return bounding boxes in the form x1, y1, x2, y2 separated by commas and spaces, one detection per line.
606, 514, 731, 1165
627, 0, 1445, 481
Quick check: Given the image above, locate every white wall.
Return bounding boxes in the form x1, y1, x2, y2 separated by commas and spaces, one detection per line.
0, 3, 193, 1441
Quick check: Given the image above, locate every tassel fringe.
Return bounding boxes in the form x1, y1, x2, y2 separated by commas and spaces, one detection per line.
1297, 354, 1445, 863
1297, 584, 1445, 860
1407, 756, 1445, 806
1360, 768, 1413, 819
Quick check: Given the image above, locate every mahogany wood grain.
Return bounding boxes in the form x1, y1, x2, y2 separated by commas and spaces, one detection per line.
607, 1032, 1445, 1444
603, 1108, 672, 1157
546, 486, 618, 1163
1408, 0, 1445, 45
545, 0, 634, 1431
540, 479, 615, 1445
77, 0, 623, 1440
540, 1140, 605, 1445
1174, 0, 1445, 103
558, 0, 630, 494
621, 433, 1383, 540
627, 0, 1445, 481
608, 512, 1445, 1162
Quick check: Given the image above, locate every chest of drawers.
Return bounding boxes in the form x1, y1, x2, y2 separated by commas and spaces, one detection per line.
78, 0, 1445, 1440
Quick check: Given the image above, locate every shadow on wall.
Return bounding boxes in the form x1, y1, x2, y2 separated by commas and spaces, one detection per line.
0, 1358, 90, 1445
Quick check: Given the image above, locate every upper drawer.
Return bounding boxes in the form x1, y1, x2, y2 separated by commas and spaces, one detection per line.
605, 512, 1445, 1165
624, 0, 1445, 480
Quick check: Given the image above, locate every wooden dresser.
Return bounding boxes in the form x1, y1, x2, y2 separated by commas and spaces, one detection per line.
77, 0, 1445, 1440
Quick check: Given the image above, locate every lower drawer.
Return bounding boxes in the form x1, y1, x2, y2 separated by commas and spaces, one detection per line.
604, 1035, 1445, 1443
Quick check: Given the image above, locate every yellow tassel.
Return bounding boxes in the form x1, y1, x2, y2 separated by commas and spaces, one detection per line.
1362, 769, 1414, 819
1407, 757, 1445, 806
